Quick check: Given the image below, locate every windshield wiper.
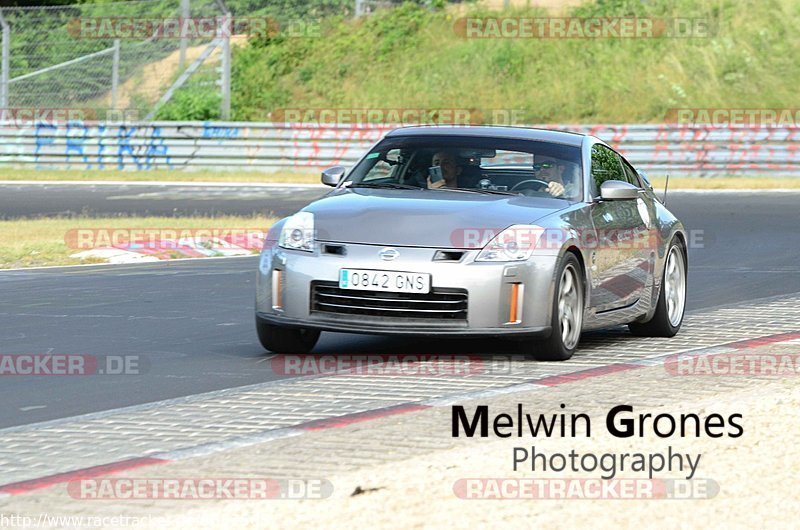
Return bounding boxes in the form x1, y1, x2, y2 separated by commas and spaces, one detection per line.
347, 182, 423, 190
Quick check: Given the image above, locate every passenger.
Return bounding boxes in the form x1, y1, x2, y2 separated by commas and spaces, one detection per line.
426, 150, 463, 189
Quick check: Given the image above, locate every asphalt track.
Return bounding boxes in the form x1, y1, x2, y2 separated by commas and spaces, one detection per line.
0, 182, 324, 219
0, 187, 798, 429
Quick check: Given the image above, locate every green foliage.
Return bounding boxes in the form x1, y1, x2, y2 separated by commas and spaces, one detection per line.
4, 1, 182, 110
155, 89, 221, 121
214, 0, 800, 124
38, 0, 798, 124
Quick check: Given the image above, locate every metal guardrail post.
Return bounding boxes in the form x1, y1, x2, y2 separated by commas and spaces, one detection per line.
212, 0, 232, 120
0, 8, 9, 110
179, 0, 190, 70
220, 12, 231, 120
355, 0, 364, 17
111, 39, 120, 110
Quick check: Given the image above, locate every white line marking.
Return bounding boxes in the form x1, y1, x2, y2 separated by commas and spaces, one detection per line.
0, 376, 304, 435
670, 188, 800, 194
0, 254, 257, 273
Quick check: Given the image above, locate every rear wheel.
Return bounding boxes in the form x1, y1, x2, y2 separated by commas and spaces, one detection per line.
256, 317, 320, 354
528, 253, 584, 361
629, 240, 686, 337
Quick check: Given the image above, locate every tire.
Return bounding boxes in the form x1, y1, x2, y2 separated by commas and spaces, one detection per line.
629, 239, 687, 337
256, 317, 320, 354
528, 253, 585, 361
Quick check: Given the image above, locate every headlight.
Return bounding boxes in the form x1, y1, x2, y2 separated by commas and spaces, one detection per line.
278, 212, 315, 252
475, 225, 545, 262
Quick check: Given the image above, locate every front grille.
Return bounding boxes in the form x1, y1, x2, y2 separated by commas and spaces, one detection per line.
311, 281, 468, 320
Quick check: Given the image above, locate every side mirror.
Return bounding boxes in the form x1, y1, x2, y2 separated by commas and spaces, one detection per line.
600, 180, 640, 200
321, 166, 346, 187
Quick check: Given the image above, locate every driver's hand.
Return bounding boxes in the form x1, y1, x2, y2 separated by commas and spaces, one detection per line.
427, 177, 445, 189
547, 181, 565, 196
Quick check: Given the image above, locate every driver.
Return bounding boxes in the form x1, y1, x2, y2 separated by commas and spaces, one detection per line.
536, 156, 576, 198
426, 150, 462, 189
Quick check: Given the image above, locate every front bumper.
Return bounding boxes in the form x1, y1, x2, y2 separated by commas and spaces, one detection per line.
256, 312, 551, 338
256, 241, 559, 337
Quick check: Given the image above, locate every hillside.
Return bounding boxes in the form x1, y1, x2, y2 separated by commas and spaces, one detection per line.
156, 0, 800, 124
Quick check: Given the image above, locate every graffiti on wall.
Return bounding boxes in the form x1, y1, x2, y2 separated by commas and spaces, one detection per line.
30, 123, 172, 170
1, 121, 799, 175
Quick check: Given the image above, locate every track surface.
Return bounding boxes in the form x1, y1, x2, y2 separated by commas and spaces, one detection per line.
0, 182, 324, 219
0, 189, 798, 429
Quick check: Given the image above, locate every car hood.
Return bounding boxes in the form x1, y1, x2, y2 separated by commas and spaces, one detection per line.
303, 188, 570, 248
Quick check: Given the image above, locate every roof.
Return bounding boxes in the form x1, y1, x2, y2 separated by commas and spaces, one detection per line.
385, 125, 586, 147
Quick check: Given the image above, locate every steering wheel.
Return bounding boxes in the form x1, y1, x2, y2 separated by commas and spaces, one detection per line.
510, 179, 549, 195
401, 166, 427, 187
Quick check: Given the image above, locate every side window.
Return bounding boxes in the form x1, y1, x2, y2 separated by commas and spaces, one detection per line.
362, 149, 402, 182
621, 158, 643, 188
590, 144, 625, 194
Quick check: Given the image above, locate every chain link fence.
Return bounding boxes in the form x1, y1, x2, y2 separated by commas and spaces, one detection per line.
0, 0, 425, 125
0, 0, 230, 123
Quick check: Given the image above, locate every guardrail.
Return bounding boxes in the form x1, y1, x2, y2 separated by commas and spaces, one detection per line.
1, 121, 800, 176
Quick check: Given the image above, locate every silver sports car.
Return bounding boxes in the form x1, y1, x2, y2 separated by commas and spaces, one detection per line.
256, 126, 687, 360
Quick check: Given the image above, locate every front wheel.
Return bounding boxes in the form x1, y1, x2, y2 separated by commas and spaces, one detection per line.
256, 317, 320, 354
629, 240, 687, 337
528, 253, 584, 361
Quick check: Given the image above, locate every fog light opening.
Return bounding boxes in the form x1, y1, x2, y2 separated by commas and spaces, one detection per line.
272, 269, 283, 310
507, 283, 524, 324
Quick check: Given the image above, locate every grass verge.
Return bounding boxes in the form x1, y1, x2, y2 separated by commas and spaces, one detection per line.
0, 215, 276, 270
1, 169, 798, 190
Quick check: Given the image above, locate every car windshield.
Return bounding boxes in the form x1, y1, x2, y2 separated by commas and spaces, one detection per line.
345, 134, 583, 200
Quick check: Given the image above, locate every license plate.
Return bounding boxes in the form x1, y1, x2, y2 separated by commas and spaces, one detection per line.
339, 269, 431, 294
